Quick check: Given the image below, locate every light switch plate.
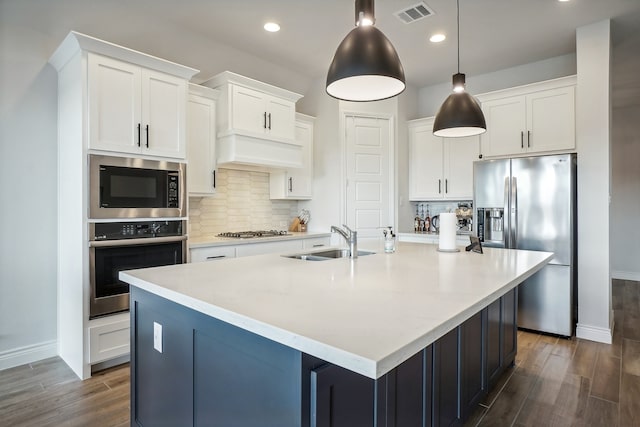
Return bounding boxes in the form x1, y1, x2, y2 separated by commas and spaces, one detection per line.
153, 322, 163, 353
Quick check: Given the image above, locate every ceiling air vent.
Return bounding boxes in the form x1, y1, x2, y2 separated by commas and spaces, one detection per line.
394, 2, 435, 24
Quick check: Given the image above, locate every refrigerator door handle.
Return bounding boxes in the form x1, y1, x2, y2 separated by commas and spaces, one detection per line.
504, 176, 510, 248
511, 177, 518, 248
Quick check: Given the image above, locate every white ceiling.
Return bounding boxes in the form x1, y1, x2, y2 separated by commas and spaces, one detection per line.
3, 0, 640, 92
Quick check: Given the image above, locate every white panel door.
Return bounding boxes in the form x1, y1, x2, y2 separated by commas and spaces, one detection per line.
480, 95, 526, 157
141, 69, 186, 158
526, 86, 575, 153
265, 96, 296, 140
345, 116, 391, 238
88, 53, 141, 154
408, 119, 444, 200
187, 93, 216, 194
231, 84, 267, 135
444, 135, 479, 200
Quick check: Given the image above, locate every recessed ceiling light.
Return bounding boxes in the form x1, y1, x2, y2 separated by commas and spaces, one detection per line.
264, 22, 280, 32
558, 0, 570, 2
430, 33, 446, 43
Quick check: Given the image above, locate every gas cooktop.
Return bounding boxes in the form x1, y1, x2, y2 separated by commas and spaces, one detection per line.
217, 230, 291, 239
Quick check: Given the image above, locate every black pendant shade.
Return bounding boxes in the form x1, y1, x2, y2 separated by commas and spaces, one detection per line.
433, 73, 486, 137
433, 0, 486, 137
326, 1, 405, 102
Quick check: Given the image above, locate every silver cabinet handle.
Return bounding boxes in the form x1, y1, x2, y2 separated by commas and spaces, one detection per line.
445, 179, 448, 194
212, 170, 216, 189
521, 131, 524, 149
438, 179, 442, 194
288, 177, 293, 192
268, 113, 272, 130
503, 176, 510, 248
527, 130, 531, 148
263, 112, 267, 129
206, 255, 226, 260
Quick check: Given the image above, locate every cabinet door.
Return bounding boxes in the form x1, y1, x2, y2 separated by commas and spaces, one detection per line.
285, 119, 313, 198
231, 84, 268, 135
187, 94, 216, 195
526, 86, 575, 153
409, 121, 444, 200
433, 327, 461, 427
480, 96, 526, 157
460, 311, 487, 421
88, 53, 142, 154
486, 298, 502, 387
266, 95, 296, 140
444, 136, 479, 200
502, 287, 518, 365
141, 69, 186, 158
311, 363, 375, 427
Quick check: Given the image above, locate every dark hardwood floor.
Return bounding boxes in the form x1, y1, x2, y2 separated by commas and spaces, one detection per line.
465, 279, 640, 427
0, 279, 638, 426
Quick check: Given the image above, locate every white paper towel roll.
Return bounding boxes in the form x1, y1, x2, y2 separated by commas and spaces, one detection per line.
438, 212, 457, 251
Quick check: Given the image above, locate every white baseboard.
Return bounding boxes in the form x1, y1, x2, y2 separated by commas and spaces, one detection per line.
576, 323, 612, 344
611, 270, 640, 282
0, 340, 57, 371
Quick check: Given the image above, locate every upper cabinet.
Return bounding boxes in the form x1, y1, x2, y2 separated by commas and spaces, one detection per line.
88, 53, 188, 158
269, 114, 314, 200
478, 76, 576, 158
409, 117, 479, 201
187, 84, 220, 196
230, 84, 296, 141
202, 71, 304, 170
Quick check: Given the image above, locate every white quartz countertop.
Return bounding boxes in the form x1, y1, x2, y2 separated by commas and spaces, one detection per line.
120, 241, 553, 379
188, 231, 331, 248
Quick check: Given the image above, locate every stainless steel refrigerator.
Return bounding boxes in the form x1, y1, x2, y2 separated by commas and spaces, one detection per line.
473, 154, 577, 337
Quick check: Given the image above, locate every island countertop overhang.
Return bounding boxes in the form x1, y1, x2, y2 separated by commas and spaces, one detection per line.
120, 242, 553, 379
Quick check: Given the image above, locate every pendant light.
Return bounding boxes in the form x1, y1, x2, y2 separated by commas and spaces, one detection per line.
433, 0, 486, 137
326, 0, 405, 102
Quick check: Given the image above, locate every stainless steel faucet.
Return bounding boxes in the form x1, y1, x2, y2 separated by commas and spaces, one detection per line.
331, 224, 358, 258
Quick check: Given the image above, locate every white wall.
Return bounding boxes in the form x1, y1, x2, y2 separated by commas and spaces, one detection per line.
0, 25, 59, 368
575, 20, 612, 343
610, 27, 640, 281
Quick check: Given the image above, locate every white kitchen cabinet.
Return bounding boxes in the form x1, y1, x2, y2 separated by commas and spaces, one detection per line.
231, 84, 296, 140
478, 77, 576, 158
269, 114, 314, 200
203, 71, 304, 170
190, 245, 237, 262
49, 31, 198, 378
187, 84, 220, 195
189, 234, 332, 262
408, 117, 479, 201
88, 53, 187, 159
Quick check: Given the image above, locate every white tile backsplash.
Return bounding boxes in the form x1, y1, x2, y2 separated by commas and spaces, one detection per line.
188, 169, 299, 237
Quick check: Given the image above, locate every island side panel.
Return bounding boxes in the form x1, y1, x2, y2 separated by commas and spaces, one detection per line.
130, 286, 303, 427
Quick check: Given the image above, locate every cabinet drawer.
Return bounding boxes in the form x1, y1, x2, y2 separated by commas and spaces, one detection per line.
88, 316, 130, 364
190, 246, 236, 262
302, 237, 331, 249
236, 240, 303, 257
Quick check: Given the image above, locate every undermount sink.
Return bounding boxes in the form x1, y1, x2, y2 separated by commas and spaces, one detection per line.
283, 249, 375, 261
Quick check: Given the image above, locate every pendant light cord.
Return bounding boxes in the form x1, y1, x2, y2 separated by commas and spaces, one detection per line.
457, 0, 460, 74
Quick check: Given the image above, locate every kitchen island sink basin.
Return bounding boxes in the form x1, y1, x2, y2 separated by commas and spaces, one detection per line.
283, 248, 375, 260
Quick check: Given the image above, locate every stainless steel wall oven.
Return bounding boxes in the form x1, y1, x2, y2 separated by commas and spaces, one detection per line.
89, 220, 186, 318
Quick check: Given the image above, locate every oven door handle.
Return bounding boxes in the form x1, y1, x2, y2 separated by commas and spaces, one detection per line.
89, 235, 187, 247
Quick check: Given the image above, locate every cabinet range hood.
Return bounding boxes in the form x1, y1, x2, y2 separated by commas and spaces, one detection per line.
202, 71, 304, 172
215, 131, 304, 172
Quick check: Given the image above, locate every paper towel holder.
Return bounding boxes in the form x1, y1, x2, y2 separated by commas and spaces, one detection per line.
465, 236, 483, 254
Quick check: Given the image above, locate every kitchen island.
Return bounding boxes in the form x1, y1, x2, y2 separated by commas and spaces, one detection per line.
121, 241, 552, 427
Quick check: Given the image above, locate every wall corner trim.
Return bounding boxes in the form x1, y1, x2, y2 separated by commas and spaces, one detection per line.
575, 323, 613, 344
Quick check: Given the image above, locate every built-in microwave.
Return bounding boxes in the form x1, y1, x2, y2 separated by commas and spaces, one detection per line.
89, 155, 186, 219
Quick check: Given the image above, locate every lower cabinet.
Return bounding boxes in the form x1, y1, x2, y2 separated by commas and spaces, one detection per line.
131, 286, 518, 427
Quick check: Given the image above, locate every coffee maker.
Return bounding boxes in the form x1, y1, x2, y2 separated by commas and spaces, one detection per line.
455, 204, 473, 233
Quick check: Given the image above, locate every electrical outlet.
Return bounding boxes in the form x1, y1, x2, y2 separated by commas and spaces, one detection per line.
153, 322, 163, 353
